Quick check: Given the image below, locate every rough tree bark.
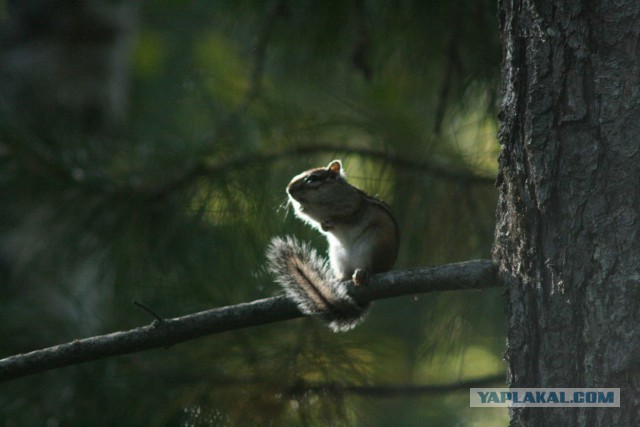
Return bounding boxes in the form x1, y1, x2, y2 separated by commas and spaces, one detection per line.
495, 1, 640, 425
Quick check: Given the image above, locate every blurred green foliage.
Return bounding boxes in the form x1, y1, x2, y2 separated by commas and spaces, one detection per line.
0, 0, 506, 425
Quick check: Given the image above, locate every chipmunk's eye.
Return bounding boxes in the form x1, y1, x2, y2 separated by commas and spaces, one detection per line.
304, 174, 323, 184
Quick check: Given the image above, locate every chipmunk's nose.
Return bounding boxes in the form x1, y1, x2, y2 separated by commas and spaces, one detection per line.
287, 181, 300, 195
286, 182, 306, 203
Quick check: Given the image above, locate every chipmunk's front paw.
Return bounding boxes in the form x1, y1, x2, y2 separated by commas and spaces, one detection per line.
352, 269, 370, 286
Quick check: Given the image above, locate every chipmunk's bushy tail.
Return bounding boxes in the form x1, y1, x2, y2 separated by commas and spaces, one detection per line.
266, 235, 367, 332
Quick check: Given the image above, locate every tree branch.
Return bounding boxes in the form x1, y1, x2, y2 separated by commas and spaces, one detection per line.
216, 144, 496, 185
199, 373, 505, 398
151, 144, 495, 198
0, 259, 498, 383
288, 374, 505, 398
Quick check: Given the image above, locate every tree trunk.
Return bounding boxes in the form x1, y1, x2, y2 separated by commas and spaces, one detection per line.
495, 0, 640, 425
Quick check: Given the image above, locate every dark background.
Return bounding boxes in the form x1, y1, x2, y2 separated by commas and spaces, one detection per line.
0, 1, 505, 425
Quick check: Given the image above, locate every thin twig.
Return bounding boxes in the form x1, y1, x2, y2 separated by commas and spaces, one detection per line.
133, 300, 165, 324
235, 0, 285, 114
434, 27, 461, 135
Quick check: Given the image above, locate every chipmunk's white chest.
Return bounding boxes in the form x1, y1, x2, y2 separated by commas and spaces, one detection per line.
326, 224, 375, 280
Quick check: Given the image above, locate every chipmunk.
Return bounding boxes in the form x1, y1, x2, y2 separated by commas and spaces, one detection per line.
267, 160, 399, 332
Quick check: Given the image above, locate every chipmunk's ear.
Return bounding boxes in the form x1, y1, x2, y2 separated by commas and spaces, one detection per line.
327, 160, 342, 174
